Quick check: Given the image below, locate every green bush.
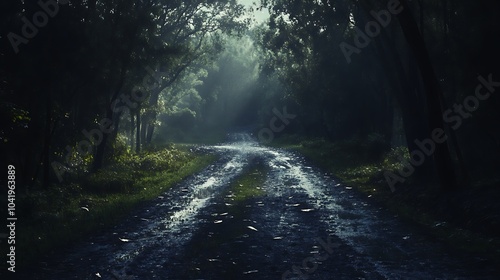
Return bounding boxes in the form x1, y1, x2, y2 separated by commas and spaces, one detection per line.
301, 138, 330, 149
83, 146, 192, 194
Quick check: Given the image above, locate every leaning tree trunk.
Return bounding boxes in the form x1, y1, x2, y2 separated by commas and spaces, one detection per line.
397, 0, 457, 191
92, 79, 125, 172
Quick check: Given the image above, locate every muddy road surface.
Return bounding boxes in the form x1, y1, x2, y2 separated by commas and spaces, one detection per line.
21, 133, 497, 279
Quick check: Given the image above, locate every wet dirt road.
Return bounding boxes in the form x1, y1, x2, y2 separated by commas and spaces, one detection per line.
23, 134, 497, 279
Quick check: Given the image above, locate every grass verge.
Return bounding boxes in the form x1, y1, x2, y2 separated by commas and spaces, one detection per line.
8, 146, 217, 270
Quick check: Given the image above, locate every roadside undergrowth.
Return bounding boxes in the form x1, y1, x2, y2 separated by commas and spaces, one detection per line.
10, 145, 217, 270
272, 135, 500, 265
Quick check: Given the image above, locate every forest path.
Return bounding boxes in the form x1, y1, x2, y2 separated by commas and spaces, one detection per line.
24, 133, 496, 279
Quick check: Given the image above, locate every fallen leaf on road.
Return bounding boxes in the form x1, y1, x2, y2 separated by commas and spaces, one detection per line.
247, 225, 258, 231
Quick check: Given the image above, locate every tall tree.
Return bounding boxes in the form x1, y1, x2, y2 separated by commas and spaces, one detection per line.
396, 0, 457, 190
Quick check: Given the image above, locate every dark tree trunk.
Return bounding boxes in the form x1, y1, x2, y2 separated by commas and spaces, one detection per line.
146, 113, 156, 144
92, 90, 121, 172
373, 22, 435, 184
418, 0, 424, 35
397, 0, 457, 191
441, 1, 469, 188
108, 111, 122, 156
130, 112, 135, 151
41, 90, 52, 188
91, 17, 139, 172
92, 108, 111, 172
359, 0, 433, 183
140, 115, 147, 149
136, 110, 141, 153
143, 87, 162, 146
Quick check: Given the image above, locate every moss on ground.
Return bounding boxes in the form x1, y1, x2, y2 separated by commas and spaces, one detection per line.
229, 170, 266, 202
177, 160, 268, 278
